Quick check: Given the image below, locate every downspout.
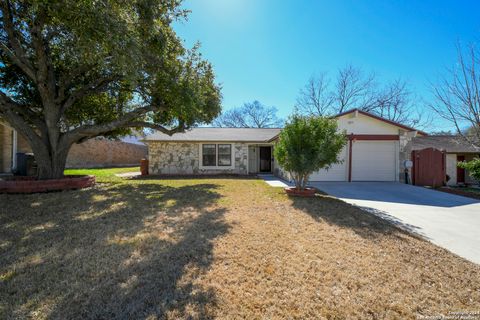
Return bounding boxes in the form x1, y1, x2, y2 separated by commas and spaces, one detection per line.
11, 129, 17, 172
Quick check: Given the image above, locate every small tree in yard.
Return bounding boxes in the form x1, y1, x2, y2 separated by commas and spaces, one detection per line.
274, 115, 346, 191
458, 158, 480, 181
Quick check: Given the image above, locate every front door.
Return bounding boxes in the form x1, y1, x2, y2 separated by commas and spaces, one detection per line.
259, 147, 272, 172
457, 155, 465, 184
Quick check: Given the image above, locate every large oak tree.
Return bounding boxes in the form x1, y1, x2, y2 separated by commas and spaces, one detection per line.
0, 0, 221, 179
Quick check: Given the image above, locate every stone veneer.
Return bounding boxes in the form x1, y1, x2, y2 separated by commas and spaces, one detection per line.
398, 130, 418, 183
147, 142, 249, 175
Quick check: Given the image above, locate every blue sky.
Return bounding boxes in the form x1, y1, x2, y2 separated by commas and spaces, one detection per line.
174, 0, 480, 130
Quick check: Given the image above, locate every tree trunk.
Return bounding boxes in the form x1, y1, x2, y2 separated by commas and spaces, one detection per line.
30, 140, 71, 180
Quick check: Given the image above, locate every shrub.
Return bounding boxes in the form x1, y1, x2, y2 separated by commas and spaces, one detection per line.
274, 115, 347, 190
458, 158, 480, 181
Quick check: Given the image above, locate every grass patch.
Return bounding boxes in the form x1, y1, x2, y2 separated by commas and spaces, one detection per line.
459, 187, 480, 194
64, 166, 139, 183
1, 176, 479, 319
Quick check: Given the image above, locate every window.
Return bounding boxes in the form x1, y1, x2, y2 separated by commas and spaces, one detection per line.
202, 144, 216, 166
218, 144, 232, 166
201, 143, 233, 168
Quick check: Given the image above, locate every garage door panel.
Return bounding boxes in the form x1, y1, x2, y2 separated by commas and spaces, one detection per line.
310, 146, 348, 181
352, 141, 396, 181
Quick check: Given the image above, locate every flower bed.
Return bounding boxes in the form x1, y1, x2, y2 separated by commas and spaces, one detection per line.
0, 175, 95, 194
284, 187, 316, 197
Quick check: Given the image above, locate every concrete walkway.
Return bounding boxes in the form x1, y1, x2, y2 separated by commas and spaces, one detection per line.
115, 172, 141, 178
258, 174, 292, 188
310, 182, 480, 264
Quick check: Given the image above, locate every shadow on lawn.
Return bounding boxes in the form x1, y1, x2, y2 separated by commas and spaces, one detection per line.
0, 182, 228, 319
290, 192, 416, 240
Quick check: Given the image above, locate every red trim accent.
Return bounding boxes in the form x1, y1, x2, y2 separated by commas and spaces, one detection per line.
335, 108, 428, 136
348, 137, 353, 182
348, 134, 399, 141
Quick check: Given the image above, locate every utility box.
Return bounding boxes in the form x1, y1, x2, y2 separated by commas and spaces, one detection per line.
15, 153, 37, 176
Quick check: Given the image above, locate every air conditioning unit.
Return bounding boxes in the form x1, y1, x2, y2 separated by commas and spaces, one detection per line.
15, 153, 37, 176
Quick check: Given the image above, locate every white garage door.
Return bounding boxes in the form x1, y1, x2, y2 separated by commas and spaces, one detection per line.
352, 141, 397, 181
310, 146, 348, 181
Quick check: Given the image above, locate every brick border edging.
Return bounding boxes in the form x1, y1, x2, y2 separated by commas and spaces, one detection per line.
0, 175, 96, 194
284, 187, 317, 197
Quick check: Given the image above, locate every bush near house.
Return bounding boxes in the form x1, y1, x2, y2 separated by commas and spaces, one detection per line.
458, 158, 480, 181
274, 115, 346, 190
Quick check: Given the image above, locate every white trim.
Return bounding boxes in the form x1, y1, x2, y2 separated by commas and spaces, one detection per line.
199, 143, 235, 170
394, 141, 400, 182
246, 145, 249, 174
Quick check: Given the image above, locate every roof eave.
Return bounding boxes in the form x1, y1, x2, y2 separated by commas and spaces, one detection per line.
334, 108, 429, 136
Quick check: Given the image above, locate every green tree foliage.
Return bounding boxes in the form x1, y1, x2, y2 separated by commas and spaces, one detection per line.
0, 1, 221, 179
458, 158, 480, 181
274, 115, 346, 190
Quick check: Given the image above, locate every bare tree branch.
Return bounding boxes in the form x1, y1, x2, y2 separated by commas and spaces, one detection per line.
430, 43, 480, 147
335, 65, 376, 112
295, 73, 334, 116
213, 101, 283, 128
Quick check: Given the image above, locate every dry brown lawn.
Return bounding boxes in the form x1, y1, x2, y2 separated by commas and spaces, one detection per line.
1, 173, 479, 319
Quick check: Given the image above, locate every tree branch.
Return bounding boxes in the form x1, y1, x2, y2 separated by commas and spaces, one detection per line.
60, 76, 117, 115
0, 1, 36, 80
61, 103, 167, 146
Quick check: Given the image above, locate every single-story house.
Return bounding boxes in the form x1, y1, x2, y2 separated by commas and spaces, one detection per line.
144, 109, 433, 182
406, 135, 480, 185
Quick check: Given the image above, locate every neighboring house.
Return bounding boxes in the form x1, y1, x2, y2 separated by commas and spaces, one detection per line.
65, 138, 147, 169
0, 122, 32, 174
144, 109, 429, 182
406, 135, 480, 185
0, 121, 147, 174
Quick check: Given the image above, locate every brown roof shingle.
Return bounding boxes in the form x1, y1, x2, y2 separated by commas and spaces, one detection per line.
411, 136, 480, 153
144, 127, 281, 142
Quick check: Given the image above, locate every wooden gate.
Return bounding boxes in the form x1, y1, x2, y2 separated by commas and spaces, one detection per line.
411, 148, 446, 187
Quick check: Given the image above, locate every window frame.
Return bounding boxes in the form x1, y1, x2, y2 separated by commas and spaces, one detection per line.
201, 144, 217, 167
217, 144, 232, 167
199, 143, 235, 169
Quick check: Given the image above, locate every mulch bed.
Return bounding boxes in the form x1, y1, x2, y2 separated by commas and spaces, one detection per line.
437, 187, 480, 200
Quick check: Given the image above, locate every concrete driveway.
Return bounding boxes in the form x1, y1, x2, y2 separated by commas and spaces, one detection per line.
310, 182, 480, 264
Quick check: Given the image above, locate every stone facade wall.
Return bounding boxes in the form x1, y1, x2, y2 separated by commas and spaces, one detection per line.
66, 139, 147, 168
398, 131, 419, 183
147, 142, 249, 175
446, 154, 457, 185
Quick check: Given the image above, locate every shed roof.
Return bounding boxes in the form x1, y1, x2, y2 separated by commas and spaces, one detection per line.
411, 135, 480, 153
144, 127, 281, 142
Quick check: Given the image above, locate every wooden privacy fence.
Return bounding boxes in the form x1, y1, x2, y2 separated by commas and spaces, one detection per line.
411, 148, 446, 188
